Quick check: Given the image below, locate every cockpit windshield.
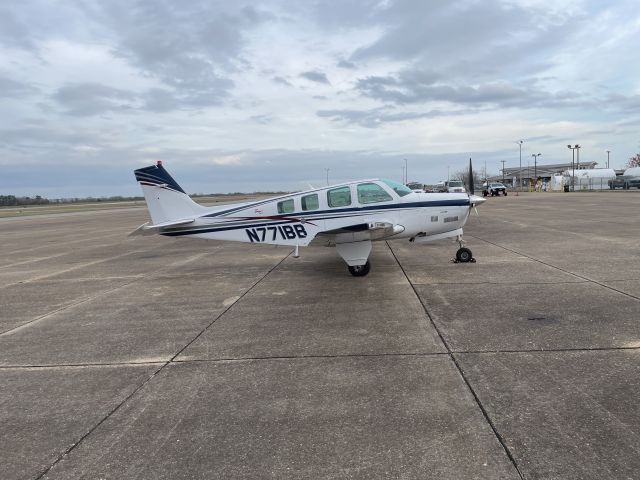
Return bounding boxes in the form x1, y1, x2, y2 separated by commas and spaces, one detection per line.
381, 179, 413, 197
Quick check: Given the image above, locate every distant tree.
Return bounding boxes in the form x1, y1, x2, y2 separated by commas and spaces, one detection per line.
626, 154, 640, 169
452, 169, 484, 190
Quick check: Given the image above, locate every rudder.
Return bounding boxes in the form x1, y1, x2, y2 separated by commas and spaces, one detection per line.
134, 162, 206, 224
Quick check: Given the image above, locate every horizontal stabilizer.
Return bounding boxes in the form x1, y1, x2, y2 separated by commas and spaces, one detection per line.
128, 218, 195, 237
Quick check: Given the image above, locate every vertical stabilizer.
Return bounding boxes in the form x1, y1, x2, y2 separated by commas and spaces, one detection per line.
134, 162, 206, 224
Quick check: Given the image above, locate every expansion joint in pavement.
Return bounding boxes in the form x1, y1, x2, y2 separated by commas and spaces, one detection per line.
386, 241, 526, 480
171, 351, 449, 364
469, 234, 640, 302
34, 251, 290, 479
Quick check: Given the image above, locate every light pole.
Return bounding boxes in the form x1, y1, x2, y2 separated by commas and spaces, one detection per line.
402, 166, 405, 184
606, 150, 610, 169
517, 140, 524, 192
325, 168, 329, 186
447, 165, 450, 182
404, 158, 408, 184
575, 144, 580, 171
532, 153, 542, 190
567, 145, 577, 191
501, 160, 506, 184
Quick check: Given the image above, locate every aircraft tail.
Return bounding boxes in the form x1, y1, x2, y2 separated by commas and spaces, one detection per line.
134, 162, 207, 225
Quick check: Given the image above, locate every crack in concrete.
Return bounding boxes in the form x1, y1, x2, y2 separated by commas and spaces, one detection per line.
386, 240, 526, 480
469, 234, 640, 302
0, 252, 211, 336
32, 249, 292, 480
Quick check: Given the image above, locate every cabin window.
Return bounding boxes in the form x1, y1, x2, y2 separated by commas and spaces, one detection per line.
301, 194, 319, 211
357, 183, 393, 204
327, 186, 352, 208
277, 199, 295, 214
381, 179, 413, 197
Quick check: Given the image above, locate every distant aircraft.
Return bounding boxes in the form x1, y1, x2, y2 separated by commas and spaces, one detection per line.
131, 160, 486, 276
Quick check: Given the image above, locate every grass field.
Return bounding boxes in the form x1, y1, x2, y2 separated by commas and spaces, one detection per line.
0, 194, 272, 218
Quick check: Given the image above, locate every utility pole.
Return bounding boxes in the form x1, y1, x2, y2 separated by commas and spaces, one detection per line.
576, 144, 580, 171
532, 153, 542, 190
325, 168, 329, 186
501, 160, 506, 184
606, 150, 610, 169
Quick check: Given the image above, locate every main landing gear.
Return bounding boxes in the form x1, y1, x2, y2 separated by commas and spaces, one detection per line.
348, 261, 371, 277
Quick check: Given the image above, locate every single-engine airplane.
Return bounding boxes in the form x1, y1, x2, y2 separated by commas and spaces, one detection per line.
131, 160, 486, 276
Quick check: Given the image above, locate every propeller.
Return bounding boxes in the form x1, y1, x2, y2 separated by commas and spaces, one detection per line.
467, 157, 486, 219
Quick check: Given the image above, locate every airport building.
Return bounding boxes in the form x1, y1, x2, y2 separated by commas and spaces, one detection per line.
489, 161, 598, 187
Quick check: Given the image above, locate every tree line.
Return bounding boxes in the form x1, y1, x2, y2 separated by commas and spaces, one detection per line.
0, 195, 144, 207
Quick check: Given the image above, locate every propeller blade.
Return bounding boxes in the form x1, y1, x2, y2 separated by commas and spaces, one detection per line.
468, 158, 475, 195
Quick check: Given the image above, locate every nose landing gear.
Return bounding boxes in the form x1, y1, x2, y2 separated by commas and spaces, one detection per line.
453, 237, 475, 263
455, 247, 474, 263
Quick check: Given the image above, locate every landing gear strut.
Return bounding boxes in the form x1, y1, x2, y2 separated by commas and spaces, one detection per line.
348, 261, 371, 277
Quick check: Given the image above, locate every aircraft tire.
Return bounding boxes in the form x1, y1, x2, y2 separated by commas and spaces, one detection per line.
456, 247, 473, 263
348, 261, 371, 277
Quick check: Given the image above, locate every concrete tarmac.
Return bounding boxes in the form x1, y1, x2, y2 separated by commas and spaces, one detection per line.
1, 191, 639, 479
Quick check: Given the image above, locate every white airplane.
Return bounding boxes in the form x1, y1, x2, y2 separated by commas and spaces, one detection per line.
131, 161, 486, 276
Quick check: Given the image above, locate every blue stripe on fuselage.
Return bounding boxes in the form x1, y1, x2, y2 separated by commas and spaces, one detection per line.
161, 199, 469, 237
204, 198, 469, 219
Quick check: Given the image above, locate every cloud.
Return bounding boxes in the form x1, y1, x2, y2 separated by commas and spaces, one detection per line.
52, 83, 136, 116
354, 70, 590, 110
0, 75, 38, 98
0, 6, 37, 50
317, 106, 460, 128
74, 1, 275, 111
300, 70, 330, 85
272, 76, 292, 86
336, 59, 357, 69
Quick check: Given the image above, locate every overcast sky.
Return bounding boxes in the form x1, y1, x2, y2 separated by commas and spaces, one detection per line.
2, 0, 639, 197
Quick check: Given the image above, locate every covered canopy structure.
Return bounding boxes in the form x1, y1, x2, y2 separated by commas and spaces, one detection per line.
489, 161, 599, 187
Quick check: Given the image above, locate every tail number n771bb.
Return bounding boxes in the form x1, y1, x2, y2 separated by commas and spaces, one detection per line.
246, 224, 307, 243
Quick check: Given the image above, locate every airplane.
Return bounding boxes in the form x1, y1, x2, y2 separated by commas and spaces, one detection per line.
131, 160, 486, 276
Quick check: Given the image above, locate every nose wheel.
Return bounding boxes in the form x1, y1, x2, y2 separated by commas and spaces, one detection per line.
455, 247, 475, 263
453, 236, 475, 263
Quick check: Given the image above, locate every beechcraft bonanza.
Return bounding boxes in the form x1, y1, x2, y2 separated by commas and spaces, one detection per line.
131, 161, 486, 276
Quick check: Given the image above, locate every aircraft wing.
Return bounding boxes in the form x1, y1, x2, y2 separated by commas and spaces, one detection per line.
318, 221, 405, 241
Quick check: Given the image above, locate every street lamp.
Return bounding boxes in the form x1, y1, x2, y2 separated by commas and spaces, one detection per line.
517, 140, 524, 192
606, 150, 611, 169
404, 158, 408, 184
325, 168, 330, 186
501, 160, 506, 184
532, 153, 542, 190
567, 145, 578, 191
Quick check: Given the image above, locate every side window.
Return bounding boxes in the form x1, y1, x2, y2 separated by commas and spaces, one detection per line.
327, 186, 352, 208
277, 199, 294, 214
357, 183, 393, 204
301, 193, 319, 211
